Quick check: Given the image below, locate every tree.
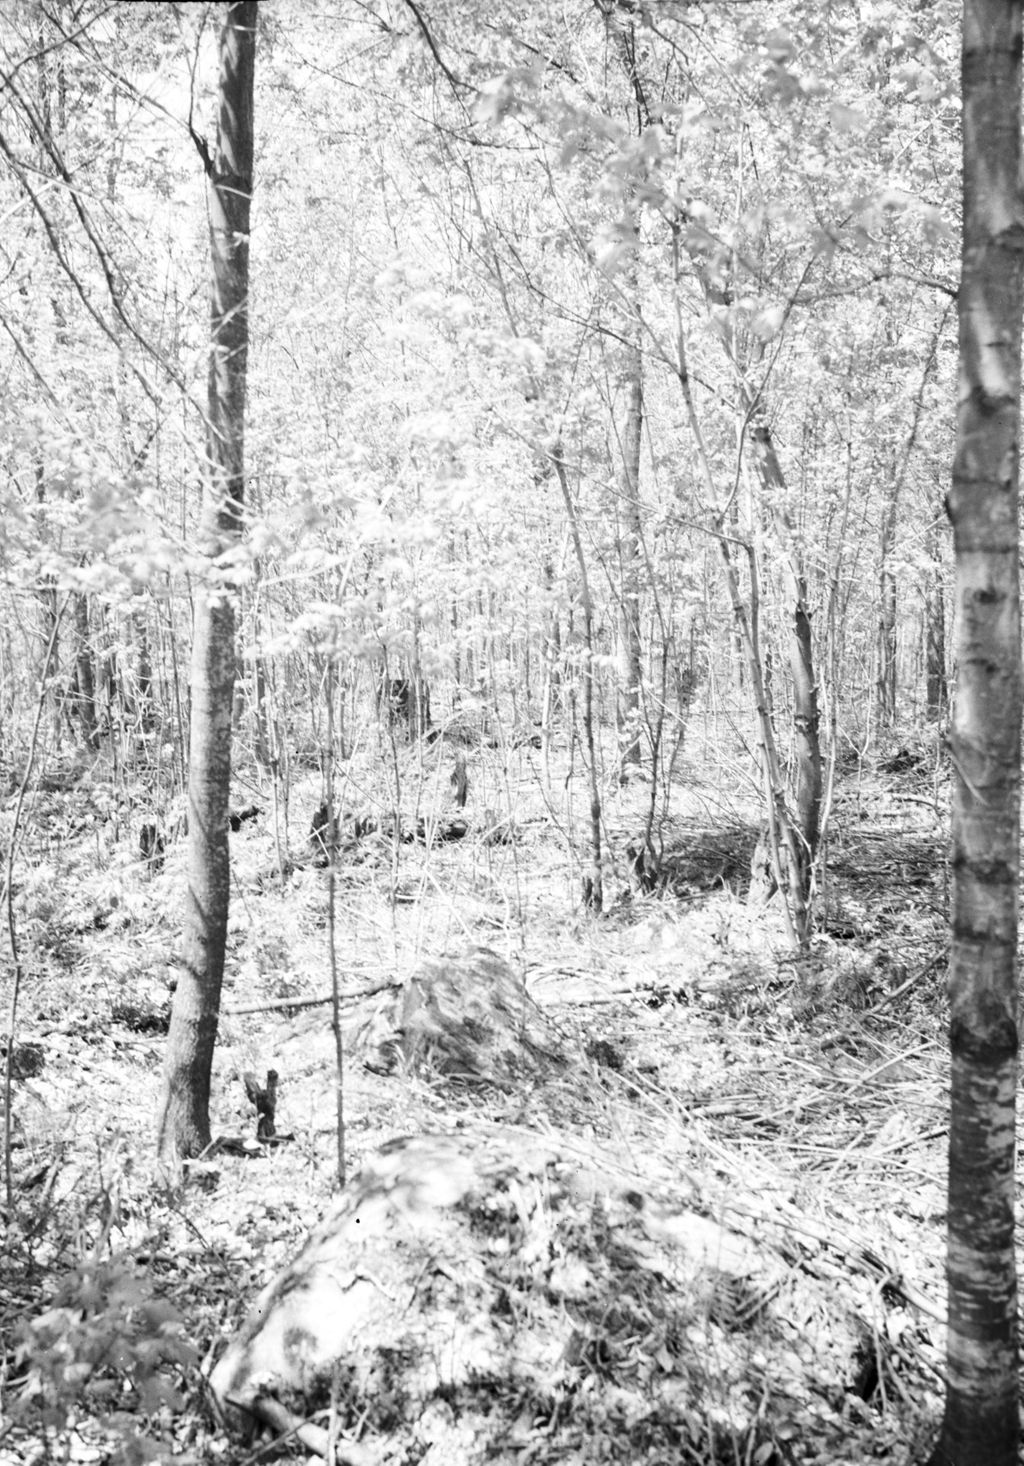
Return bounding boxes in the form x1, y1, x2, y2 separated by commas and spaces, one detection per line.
157, 0, 257, 1165
613, 252, 644, 781
598, 3, 647, 782
929, 1, 1022, 1461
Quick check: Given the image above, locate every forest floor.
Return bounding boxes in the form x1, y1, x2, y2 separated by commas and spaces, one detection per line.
0, 718, 957, 1465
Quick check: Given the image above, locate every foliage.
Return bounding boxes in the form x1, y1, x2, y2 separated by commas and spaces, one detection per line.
0, 1, 960, 769
0, 0, 998, 1459
11, 1253, 197, 1465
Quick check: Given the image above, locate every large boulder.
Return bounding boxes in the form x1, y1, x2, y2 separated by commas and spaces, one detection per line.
207, 1126, 818, 1465
209, 1129, 564, 1431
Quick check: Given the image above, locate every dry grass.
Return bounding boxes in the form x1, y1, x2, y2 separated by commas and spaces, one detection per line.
0, 726, 955, 1464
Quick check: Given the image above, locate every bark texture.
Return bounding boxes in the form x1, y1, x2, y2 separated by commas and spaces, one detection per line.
158, 1, 256, 1164
744, 400, 822, 930
931, 3, 1022, 1461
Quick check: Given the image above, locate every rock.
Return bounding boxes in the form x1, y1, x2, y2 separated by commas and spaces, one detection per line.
207, 1127, 800, 1462
208, 1129, 557, 1430
379, 946, 565, 1084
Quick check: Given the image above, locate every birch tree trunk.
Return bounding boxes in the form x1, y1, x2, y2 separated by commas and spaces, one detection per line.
158, 0, 256, 1164
930, 2, 1022, 1459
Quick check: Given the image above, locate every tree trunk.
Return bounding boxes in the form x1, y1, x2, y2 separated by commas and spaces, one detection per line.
667, 251, 803, 946
552, 440, 602, 912
72, 592, 98, 749
744, 403, 822, 916
252, 651, 272, 770
924, 519, 948, 721
134, 601, 154, 731
158, 0, 256, 1165
929, 4, 1022, 1462
600, 8, 647, 781
876, 481, 898, 730
616, 323, 644, 780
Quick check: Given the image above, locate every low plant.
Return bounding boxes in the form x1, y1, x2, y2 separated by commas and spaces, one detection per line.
11, 1252, 197, 1465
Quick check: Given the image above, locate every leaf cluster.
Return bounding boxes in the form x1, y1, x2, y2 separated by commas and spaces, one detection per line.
11, 1254, 198, 1464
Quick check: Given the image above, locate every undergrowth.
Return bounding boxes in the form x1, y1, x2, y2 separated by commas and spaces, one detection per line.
0, 732, 952, 1464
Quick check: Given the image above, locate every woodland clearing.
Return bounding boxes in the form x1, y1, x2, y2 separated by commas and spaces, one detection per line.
1, 723, 954, 1466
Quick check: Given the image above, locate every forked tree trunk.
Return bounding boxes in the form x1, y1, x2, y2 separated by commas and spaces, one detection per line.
929, 3, 1022, 1462
158, 0, 256, 1165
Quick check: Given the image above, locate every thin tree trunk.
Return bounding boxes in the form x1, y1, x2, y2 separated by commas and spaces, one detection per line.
72, 591, 98, 749
449, 535, 462, 703
410, 618, 431, 739
667, 236, 802, 946
324, 656, 345, 1188
924, 518, 948, 721
252, 652, 271, 769
35, 35, 66, 749
743, 400, 822, 920
600, 7, 647, 780
34, 459, 61, 748
929, 3, 1022, 1461
874, 255, 901, 734
133, 599, 154, 731
876, 478, 898, 729
552, 441, 602, 912
158, 0, 256, 1165
616, 324, 644, 779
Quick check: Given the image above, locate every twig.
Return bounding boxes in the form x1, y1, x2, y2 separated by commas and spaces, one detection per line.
231, 1392, 373, 1465
224, 980, 399, 1017
863, 954, 944, 1016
